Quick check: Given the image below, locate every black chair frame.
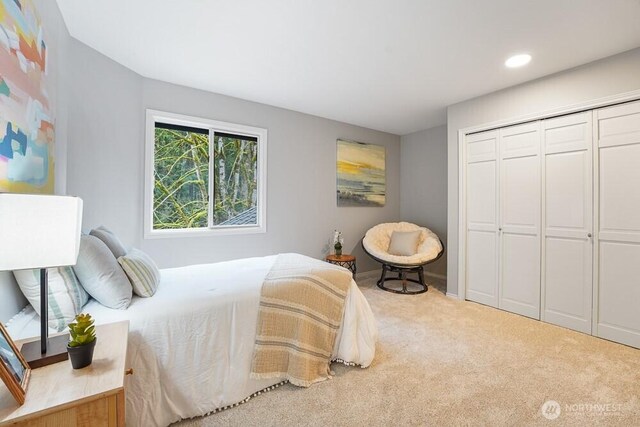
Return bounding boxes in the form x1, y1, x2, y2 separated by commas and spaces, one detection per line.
361, 236, 444, 295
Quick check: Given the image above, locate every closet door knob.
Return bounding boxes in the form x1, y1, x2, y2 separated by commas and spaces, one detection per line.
587, 233, 592, 238
498, 227, 502, 231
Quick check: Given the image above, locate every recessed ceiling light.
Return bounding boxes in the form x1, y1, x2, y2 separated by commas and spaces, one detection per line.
505, 54, 531, 68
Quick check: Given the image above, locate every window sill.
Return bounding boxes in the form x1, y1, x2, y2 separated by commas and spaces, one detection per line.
144, 225, 266, 240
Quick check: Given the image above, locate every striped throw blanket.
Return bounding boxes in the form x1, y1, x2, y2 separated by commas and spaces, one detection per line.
250, 253, 353, 387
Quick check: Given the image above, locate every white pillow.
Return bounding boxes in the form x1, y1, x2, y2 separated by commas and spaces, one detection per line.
73, 235, 132, 309
13, 267, 89, 332
388, 231, 421, 256
118, 249, 161, 298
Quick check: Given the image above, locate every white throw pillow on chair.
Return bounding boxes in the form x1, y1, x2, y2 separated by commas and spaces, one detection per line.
388, 230, 421, 256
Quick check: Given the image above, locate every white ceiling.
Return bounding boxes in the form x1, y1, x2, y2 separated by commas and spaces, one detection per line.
56, 0, 640, 135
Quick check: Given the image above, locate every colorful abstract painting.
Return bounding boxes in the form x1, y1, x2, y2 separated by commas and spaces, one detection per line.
0, 0, 54, 194
337, 139, 385, 207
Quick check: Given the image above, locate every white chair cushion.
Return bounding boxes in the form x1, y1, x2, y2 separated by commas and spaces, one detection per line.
363, 222, 442, 265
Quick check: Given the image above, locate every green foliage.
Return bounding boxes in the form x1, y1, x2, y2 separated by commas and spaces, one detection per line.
153, 128, 257, 229
68, 313, 96, 347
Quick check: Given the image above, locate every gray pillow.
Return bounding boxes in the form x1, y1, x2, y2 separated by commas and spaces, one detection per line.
89, 226, 127, 259
388, 231, 421, 256
74, 235, 132, 309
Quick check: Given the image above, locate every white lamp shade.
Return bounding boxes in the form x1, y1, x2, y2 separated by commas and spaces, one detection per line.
0, 194, 83, 271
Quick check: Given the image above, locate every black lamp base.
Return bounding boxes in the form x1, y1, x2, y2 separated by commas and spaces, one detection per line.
21, 334, 69, 369
19, 268, 69, 369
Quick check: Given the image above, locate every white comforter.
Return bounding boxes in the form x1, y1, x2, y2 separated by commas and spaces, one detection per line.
6, 255, 378, 426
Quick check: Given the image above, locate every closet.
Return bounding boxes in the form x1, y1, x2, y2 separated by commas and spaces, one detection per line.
462, 100, 640, 349
542, 112, 593, 334
594, 102, 640, 348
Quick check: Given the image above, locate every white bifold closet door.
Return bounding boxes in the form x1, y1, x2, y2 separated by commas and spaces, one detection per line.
465, 130, 500, 307
542, 112, 593, 334
595, 101, 640, 348
498, 123, 541, 319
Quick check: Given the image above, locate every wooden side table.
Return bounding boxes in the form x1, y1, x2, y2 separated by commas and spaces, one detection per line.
325, 254, 357, 278
0, 321, 131, 427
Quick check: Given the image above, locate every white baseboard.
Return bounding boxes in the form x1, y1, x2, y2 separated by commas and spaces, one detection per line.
446, 292, 460, 299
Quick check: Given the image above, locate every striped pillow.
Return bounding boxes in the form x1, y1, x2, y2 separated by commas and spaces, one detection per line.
13, 267, 89, 332
117, 249, 160, 297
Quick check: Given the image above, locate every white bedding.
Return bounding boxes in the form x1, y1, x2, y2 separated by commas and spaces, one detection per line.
6, 254, 378, 426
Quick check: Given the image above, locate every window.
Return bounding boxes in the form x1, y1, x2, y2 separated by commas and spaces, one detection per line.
144, 110, 267, 238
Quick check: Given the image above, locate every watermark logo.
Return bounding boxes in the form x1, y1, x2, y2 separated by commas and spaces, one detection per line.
540, 400, 623, 420
541, 400, 561, 420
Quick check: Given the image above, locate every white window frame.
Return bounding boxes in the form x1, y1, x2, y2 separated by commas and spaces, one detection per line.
144, 109, 267, 239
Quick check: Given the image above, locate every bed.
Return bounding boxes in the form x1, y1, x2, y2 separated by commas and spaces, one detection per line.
5, 254, 378, 426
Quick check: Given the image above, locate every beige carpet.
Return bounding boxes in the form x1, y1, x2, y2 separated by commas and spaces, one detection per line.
177, 276, 640, 426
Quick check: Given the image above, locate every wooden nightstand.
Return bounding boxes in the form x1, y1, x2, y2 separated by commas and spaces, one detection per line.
325, 254, 357, 278
0, 321, 130, 427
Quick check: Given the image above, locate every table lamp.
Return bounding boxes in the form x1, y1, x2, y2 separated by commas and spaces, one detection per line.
0, 194, 83, 368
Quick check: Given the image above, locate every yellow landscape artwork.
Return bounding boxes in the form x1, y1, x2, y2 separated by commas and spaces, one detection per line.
336, 139, 385, 207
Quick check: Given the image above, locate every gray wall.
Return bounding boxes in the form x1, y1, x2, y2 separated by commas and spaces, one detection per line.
447, 47, 640, 296
400, 125, 447, 278
66, 45, 401, 271
0, 271, 25, 324
32, 0, 71, 195
66, 39, 143, 248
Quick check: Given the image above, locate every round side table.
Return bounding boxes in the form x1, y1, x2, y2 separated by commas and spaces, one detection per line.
325, 254, 356, 278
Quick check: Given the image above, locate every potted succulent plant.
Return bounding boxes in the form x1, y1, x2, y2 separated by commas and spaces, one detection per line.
67, 313, 97, 369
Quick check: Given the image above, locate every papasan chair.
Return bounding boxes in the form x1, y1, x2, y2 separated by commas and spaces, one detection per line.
362, 222, 444, 294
